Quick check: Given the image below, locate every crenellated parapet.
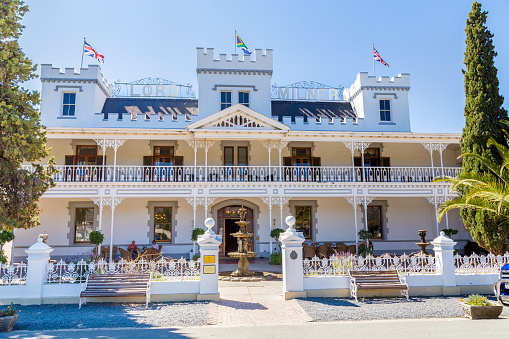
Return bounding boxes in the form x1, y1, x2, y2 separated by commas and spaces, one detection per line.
41, 64, 113, 97
344, 72, 410, 102
196, 48, 273, 75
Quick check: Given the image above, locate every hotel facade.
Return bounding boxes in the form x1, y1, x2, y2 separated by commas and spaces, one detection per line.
11, 48, 468, 261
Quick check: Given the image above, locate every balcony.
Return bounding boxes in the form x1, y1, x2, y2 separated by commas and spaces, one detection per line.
22, 165, 461, 184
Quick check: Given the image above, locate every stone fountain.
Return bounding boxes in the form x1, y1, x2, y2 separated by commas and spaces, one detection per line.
228, 206, 258, 277
416, 229, 431, 255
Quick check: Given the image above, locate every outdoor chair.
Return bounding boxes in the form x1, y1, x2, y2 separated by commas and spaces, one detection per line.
141, 247, 162, 261
119, 247, 138, 261
302, 243, 316, 259
316, 244, 330, 258
103, 246, 117, 262
335, 242, 348, 254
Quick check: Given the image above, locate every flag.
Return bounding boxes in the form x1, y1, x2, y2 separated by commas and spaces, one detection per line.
373, 46, 389, 67
84, 40, 104, 64
236, 34, 252, 55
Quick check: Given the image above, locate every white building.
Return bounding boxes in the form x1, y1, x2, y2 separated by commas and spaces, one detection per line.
12, 47, 467, 261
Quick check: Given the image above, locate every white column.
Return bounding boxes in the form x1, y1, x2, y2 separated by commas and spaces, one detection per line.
203, 140, 215, 182
422, 143, 435, 179
277, 140, 288, 182
362, 196, 375, 232
342, 142, 356, 181
197, 218, 222, 299
106, 197, 124, 262
94, 139, 107, 182
346, 197, 361, 253
426, 196, 440, 237
186, 197, 198, 254
438, 143, 449, 177
280, 216, 306, 299
432, 231, 459, 294
262, 197, 276, 253
277, 196, 291, 231
108, 139, 126, 182
24, 237, 53, 304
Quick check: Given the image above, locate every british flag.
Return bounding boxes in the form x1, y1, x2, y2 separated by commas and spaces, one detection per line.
373, 46, 389, 67
84, 40, 104, 64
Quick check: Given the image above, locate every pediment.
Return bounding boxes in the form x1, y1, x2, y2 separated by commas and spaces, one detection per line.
187, 104, 289, 132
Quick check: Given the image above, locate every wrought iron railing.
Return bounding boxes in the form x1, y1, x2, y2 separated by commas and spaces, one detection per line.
454, 253, 509, 275
0, 262, 28, 285
22, 165, 461, 184
45, 257, 200, 284
303, 253, 436, 277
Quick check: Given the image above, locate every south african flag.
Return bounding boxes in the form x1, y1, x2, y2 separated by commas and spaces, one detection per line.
236, 34, 252, 55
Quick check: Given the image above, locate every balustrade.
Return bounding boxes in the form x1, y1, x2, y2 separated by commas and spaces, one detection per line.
21, 165, 461, 184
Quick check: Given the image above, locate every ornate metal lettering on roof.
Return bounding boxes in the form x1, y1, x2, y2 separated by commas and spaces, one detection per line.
271, 81, 344, 102
112, 77, 196, 98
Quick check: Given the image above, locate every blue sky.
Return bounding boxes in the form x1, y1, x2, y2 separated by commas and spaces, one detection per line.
20, 0, 509, 133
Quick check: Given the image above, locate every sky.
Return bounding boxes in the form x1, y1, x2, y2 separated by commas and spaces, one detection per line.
19, 0, 509, 133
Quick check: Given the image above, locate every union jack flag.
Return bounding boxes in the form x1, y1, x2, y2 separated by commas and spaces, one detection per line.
373, 46, 389, 67
84, 40, 104, 64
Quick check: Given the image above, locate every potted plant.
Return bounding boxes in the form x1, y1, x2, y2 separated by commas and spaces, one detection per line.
89, 230, 104, 258
191, 228, 205, 259
270, 228, 285, 252
460, 294, 503, 319
0, 303, 20, 332
358, 229, 374, 257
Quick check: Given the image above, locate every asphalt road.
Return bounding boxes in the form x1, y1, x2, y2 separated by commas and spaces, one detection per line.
2, 317, 508, 339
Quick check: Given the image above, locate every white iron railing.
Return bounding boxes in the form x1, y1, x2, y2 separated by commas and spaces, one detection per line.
0, 262, 28, 285
454, 253, 509, 275
45, 257, 200, 284
303, 253, 436, 277
22, 164, 461, 184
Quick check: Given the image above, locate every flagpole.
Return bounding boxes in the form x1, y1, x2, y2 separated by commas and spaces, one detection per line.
372, 44, 375, 77
234, 30, 237, 54
80, 37, 85, 69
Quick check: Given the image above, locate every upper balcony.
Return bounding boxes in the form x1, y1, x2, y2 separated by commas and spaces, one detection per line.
23, 165, 461, 184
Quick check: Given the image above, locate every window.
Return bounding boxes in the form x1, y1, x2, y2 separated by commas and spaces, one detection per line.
379, 99, 391, 121
239, 91, 249, 107
154, 207, 172, 242
63, 93, 76, 116
367, 205, 383, 239
221, 91, 232, 110
295, 206, 312, 239
238, 147, 248, 166
224, 147, 234, 166
75, 207, 94, 242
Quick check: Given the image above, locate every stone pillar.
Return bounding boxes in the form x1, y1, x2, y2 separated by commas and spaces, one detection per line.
197, 217, 222, 300
280, 215, 306, 300
24, 237, 53, 304
432, 231, 460, 295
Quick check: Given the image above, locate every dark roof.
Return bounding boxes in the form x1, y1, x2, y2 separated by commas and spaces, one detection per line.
271, 100, 355, 123
101, 98, 198, 118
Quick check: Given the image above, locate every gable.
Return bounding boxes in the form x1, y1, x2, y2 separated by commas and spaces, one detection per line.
187, 104, 289, 132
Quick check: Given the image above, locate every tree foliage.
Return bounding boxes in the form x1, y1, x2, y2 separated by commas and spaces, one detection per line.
0, 0, 56, 233
460, 1, 508, 253
437, 131, 509, 254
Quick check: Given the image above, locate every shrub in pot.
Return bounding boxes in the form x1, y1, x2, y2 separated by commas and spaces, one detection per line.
460, 294, 503, 319
0, 303, 20, 332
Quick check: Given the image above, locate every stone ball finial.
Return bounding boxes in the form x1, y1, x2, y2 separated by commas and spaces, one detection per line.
440, 231, 445, 236
285, 216, 296, 230
204, 218, 215, 232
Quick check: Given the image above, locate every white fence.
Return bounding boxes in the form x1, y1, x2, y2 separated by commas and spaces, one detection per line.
454, 253, 509, 275
303, 253, 436, 277
0, 263, 28, 285
45, 258, 200, 284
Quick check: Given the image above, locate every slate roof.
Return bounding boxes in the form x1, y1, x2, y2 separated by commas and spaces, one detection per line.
271, 100, 356, 123
101, 98, 198, 118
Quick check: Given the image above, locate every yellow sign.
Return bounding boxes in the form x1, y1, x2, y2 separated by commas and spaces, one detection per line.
203, 255, 215, 264
203, 265, 216, 274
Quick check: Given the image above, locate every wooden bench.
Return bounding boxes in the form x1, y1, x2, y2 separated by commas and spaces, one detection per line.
79, 273, 151, 308
349, 270, 409, 302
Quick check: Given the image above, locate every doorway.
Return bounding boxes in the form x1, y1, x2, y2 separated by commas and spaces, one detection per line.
217, 205, 254, 256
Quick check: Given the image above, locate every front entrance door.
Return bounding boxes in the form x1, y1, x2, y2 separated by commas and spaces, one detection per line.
218, 205, 254, 256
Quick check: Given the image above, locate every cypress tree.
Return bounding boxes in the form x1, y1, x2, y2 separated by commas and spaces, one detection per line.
461, 1, 509, 254
0, 0, 57, 261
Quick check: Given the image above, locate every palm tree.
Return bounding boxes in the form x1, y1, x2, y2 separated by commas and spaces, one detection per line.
435, 133, 509, 253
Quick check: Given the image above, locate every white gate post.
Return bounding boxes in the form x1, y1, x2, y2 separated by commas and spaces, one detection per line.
24, 237, 53, 304
432, 231, 459, 295
280, 215, 306, 300
197, 217, 222, 300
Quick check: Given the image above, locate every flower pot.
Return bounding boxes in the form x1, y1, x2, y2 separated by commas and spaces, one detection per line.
0, 314, 19, 332
461, 302, 503, 319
